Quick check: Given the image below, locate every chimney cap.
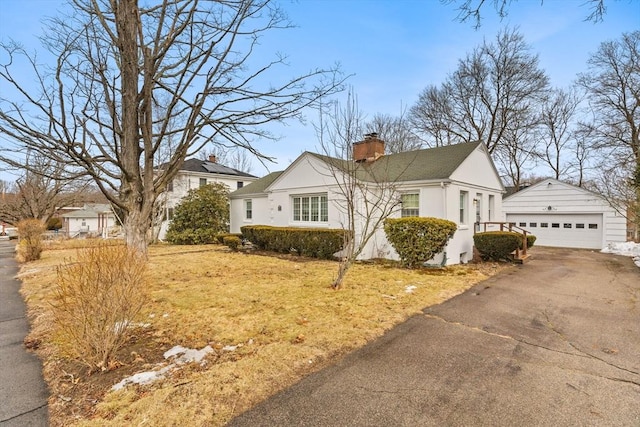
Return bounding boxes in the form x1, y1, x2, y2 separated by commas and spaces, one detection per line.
208, 155, 217, 163
364, 132, 379, 140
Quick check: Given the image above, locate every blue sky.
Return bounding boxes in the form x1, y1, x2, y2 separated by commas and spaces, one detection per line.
0, 0, 639, 179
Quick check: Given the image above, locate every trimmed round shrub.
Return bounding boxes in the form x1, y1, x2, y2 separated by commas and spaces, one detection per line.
473, 231, 523, 261
384, 217, 457, 268
223, 235, 242, 251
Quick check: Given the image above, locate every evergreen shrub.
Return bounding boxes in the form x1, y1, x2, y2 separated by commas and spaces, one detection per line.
383, 217, 457, 268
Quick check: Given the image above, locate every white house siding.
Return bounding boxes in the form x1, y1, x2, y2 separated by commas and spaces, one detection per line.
229, 144, 505, 266
503, 179, 626, 249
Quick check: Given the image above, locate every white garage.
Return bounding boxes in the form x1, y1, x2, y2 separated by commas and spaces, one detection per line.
503, 179, 627, 250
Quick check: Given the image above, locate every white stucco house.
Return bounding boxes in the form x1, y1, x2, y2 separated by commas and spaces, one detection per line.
230, 135, 505, 265
60, 203, 117, 237
157, 156, 258, 240
503, 178, 627, 249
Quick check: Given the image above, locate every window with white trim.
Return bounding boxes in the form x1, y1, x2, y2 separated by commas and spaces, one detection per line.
459, 191, 468, 224
400, 193, 419, 217
488, 195, 495, 221
244, 199, 252, 220
199, 178, 207, 187
292, 194, 328, 222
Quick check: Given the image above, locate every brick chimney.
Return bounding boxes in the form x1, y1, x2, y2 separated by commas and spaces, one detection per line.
353, 133, 384, 162
208, 155, 217, 163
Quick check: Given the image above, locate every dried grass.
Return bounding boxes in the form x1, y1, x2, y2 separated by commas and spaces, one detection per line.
18, 243, 509, 426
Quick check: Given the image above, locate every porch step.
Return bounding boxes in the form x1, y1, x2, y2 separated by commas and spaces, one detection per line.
511, 253, 532, 264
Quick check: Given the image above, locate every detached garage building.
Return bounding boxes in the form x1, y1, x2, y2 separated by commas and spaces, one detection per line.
503, 179, 626, 250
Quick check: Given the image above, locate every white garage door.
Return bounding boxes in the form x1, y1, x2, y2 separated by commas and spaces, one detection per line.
505, 214, 603, 249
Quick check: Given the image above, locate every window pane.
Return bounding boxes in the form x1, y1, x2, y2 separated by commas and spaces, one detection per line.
564, 223, 572, 228
293, 198, 300, 221
576, 223, 585, 229
530, 223, 537, 227
245, 200, 252, 220
459, 192, 468, 224
541, 223, 548, 228
552, 223, 560, 228
199, 178, 207, 187
301, 197, 310, 221
589, 223, 598, 229
320, 196, 328, 222
519, 222, 526, 227
311, 196, 319, 221
401, 193, 419, 217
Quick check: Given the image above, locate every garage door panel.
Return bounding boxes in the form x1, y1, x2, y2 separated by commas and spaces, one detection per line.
505, 214, 603, 249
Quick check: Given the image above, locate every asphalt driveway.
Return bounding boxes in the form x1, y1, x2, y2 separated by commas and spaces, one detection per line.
228, 247, 640, 426
0, 240, 49, 426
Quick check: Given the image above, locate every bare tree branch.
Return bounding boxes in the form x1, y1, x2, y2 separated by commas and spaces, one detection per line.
0, 0, 345, 254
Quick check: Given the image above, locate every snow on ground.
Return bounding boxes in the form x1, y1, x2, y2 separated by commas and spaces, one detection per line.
111, 344, 215, 391
601, 242, 640, 268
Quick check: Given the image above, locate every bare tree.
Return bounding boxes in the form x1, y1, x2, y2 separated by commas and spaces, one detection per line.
315, 93, 405, 289
494, 110, 538, 189
0, 0, 344, 254
199, 146, 254, 174
577, 30, 640, 230
409, 28, 549, 157
364, 111, 423, 154
534, 88, 581, 180
0, 154, 90, 225
444, 0, 610, 29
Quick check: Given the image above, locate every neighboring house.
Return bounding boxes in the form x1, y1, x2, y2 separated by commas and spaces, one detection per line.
230, 135, 505, 265
60, 203, 117, 238
502, 178, 627, 249
157, 156, 258, 240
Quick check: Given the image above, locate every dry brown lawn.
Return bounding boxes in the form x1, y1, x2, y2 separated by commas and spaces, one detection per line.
19, 241, 509, 426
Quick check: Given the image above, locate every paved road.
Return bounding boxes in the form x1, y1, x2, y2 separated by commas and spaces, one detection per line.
228, 247, 640, 426
0, 240, 49, 426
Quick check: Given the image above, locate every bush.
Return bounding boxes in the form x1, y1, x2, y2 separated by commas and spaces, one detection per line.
216, 233, 243, 244
473, 231, 523, 261
46, 217, 62, 230
521, 234, 536, 249
16, 219, 46, 262
241, 225, 347, 259
51, 244, 147, 371
384, 217, 457, 268
166, 183, 229, 245
223, 235, 242, 251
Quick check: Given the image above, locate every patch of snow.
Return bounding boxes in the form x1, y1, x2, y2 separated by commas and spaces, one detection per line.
405, 285, 417, 293
112, 345, 214, 392
601, 242, 640, 269
222, 345, 238, 352
163, 345, 188, 359
111, 366, 172, 391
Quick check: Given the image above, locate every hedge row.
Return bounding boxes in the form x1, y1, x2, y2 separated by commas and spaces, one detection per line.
384, 217, 457, 268
240, 225, 348, 259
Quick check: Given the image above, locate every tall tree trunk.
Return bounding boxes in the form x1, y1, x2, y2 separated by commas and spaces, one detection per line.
123, 203, 151, 256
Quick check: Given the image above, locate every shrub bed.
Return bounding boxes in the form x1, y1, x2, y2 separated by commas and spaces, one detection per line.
241, 225, 347, 259
384, 217, 457, 268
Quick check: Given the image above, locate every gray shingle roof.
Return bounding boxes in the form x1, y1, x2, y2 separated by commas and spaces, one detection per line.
229, 142, 484, 198
164, 158, 257, 178
230, 171, 283, 197
310, 142, 483, 183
